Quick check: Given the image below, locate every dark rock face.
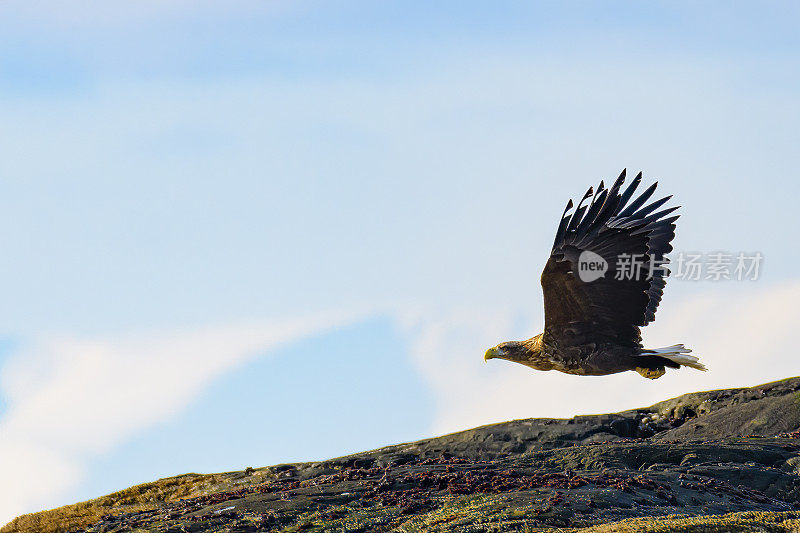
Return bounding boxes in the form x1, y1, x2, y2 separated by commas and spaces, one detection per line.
4, 377, 800, 532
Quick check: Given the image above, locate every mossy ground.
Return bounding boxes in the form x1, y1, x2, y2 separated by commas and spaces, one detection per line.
579, 510, 800, 532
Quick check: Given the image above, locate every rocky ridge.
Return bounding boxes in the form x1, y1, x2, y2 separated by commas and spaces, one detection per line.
4, 377, 800, 532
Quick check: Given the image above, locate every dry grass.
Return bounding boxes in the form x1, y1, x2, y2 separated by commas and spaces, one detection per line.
0, 473, 218, 533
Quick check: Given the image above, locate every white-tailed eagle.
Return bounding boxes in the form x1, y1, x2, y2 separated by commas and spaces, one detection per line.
484, 169, 705, 379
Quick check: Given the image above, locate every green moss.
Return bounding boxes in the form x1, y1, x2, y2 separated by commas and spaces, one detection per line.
578, 511, 800, 532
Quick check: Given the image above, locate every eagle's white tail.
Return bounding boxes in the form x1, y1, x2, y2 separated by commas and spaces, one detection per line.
643, 344, 706, 371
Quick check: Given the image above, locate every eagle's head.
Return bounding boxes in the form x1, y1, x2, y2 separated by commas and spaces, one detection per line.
484, 335, 553, 370
484, 341, 526, 362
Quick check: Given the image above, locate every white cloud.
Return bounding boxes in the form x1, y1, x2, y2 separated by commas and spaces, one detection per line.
401, 280, 800, 436
0, 309, 362, 527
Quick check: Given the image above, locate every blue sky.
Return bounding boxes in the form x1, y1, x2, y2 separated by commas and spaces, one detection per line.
70, 316, 432, 505
2, 0, 800, 526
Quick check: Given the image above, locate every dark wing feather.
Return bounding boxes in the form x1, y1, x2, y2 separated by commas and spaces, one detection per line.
541, 170, 678, 347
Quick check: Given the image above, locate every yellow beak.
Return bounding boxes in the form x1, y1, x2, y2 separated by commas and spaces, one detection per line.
484, 347, 497, 362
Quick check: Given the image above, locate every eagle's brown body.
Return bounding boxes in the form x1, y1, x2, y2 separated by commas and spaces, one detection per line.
493, 334, 676, 379
485, 170, 705, 379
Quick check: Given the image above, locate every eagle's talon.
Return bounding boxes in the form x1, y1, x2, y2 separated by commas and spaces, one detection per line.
636, 367, 666, 380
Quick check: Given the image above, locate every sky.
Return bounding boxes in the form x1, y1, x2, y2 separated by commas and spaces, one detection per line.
2, 0, 800, 526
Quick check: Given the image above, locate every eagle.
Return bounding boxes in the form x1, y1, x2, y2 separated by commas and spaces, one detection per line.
484, 169, 706, 379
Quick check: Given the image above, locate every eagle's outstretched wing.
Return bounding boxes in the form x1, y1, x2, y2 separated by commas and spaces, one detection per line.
540, 169, 678, 346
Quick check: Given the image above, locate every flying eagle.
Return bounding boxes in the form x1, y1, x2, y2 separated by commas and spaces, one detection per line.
484, 170, 706, 379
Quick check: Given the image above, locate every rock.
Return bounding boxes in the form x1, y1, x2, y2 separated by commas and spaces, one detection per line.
3, 376, 800, 533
